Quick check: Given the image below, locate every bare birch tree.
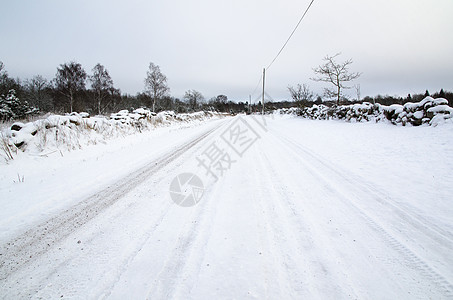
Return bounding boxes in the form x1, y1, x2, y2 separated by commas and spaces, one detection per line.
144, 62, 169, 112
90, 63, 114, 115
54, 61, 87, 112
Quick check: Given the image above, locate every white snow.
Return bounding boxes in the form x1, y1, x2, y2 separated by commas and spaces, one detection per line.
0, 115, 224, 241
427, 104, 453, 114
1, 115, 452, 298
282, 96, 453, 126
0, 110, 221, 159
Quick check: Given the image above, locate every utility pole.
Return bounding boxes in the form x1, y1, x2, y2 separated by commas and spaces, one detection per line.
262, 68, 265, 114
249, 94, 251, 114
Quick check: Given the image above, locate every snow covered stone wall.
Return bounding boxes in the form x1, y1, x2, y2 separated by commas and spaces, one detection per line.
277, 97, 453, 126
0, 109, 220, 160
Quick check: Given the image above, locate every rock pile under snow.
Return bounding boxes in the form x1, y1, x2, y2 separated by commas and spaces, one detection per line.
277, 97, 452, 126
1, 109, 219, 160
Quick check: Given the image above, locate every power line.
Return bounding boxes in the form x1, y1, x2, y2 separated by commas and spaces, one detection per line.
266, 0, 315, 71
250, 0, 315, 103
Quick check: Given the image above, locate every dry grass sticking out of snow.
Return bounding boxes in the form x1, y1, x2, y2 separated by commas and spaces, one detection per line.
0, 109, 221, 162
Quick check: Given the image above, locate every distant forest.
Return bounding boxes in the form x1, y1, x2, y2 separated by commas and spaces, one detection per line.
270, 89, 453, 111
1, 60, 452, 120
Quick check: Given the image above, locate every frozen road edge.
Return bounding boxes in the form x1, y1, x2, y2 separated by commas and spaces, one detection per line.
0, 123, 222, 281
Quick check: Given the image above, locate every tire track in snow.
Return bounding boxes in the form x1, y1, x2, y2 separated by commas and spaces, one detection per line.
102, 119, 239, 299
256, 143, 360, 298
249, 145, 301, 298
0, 124, 222, 282
9, 120, 230, 299
32, 193, 174, 299
145, 168, 221, 299
279, 133, 453, 246
271, 129, 453, 298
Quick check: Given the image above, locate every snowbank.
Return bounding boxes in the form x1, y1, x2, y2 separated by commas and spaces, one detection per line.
277, 97, 453, 126
0, 109, 221, 161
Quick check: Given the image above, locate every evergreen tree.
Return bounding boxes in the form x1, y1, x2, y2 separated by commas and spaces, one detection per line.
0, 89, 38, 120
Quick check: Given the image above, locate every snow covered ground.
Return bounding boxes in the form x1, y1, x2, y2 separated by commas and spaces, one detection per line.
0, 115, 452, 299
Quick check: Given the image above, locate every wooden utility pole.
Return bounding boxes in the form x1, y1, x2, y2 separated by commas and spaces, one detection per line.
262, 68, 265, 114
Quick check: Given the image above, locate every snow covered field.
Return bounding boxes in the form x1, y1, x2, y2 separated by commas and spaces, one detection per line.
1, 115, 452, 299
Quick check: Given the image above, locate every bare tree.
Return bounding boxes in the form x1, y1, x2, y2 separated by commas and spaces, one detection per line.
144, 62, 169, 112
311, 53, 361, 105
25, 75, 51, 110
184, 90, 204, 111
288, 83, 313, 105
89, 63, 114, 115
54, 61, 87, 112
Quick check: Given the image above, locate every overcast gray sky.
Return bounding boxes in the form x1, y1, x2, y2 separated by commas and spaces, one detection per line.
1, 0, 452, 102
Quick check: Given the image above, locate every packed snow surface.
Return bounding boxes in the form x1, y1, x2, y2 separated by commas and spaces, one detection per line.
0, 115, 452, 299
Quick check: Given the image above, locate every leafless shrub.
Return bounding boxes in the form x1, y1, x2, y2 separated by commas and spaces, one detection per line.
0, 132, 16, 161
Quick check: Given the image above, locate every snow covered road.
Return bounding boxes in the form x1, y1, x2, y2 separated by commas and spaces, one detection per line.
1, 116, 452, 299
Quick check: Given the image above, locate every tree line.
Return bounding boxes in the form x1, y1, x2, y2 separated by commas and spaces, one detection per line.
287, 53, 453, 108
2, 56, 452, 121
0, 60, 253, 121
